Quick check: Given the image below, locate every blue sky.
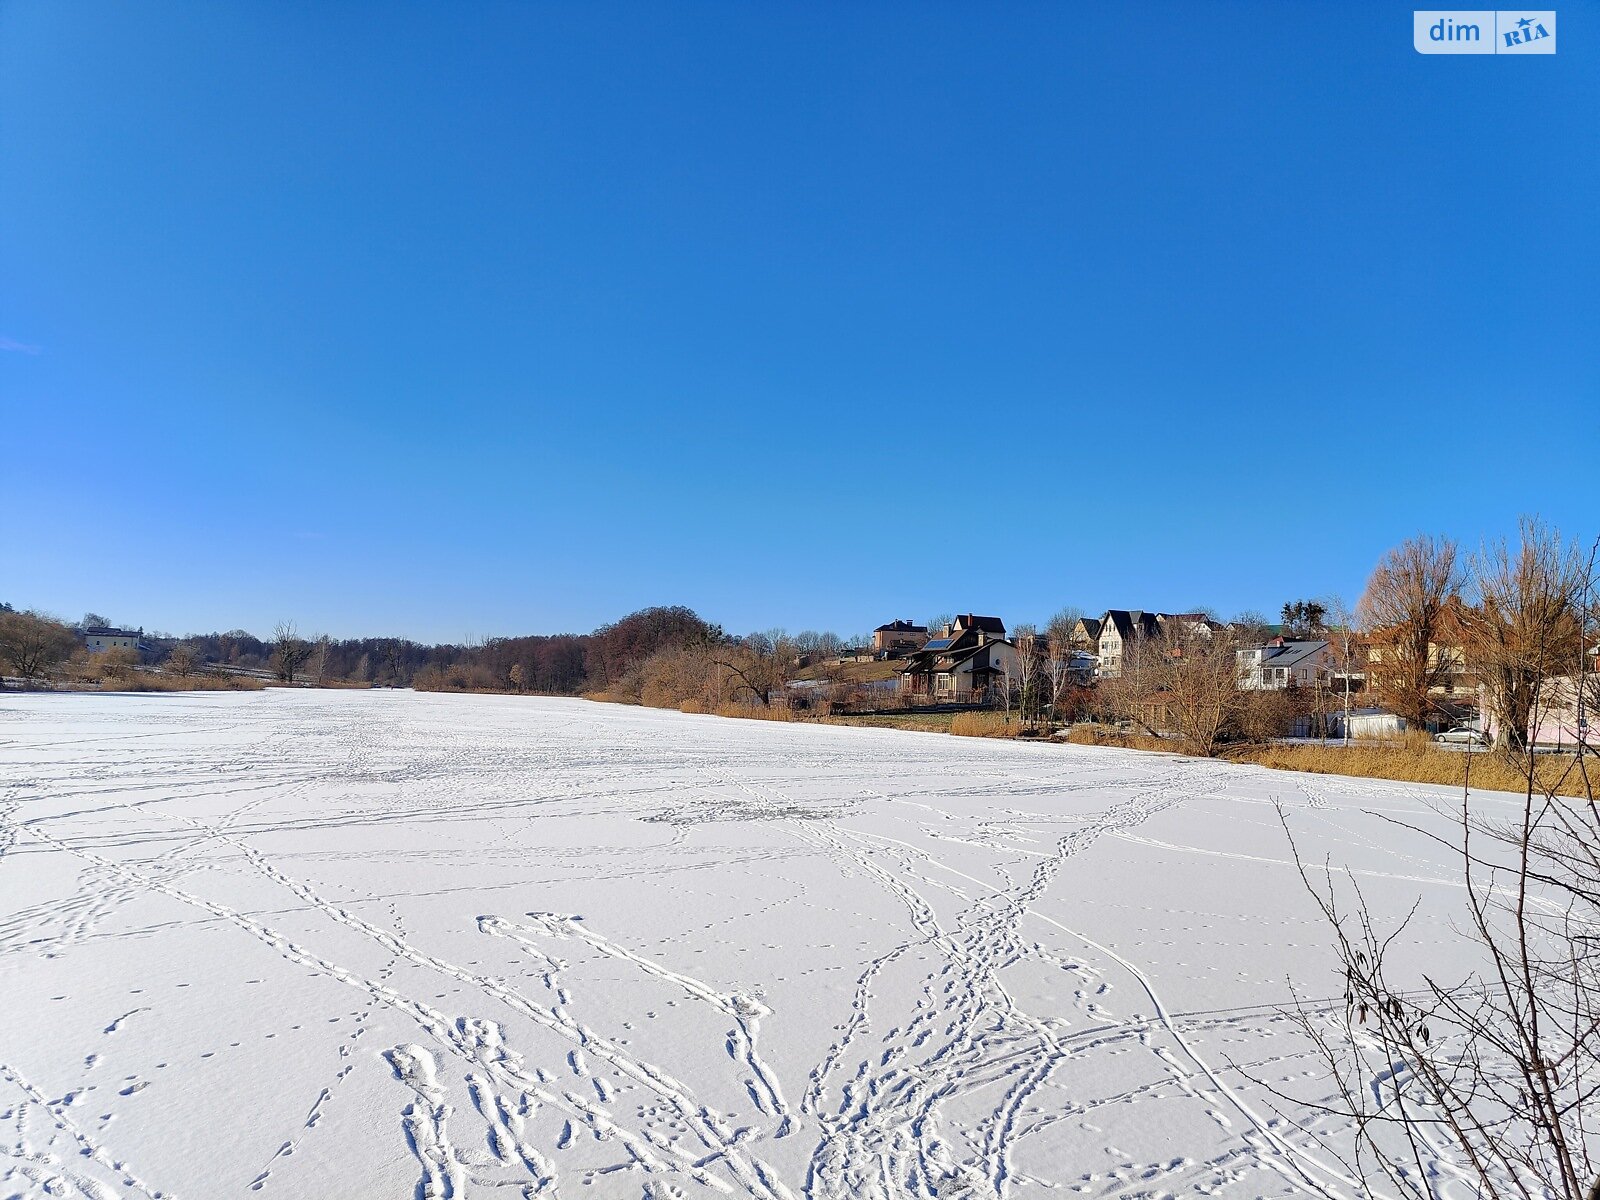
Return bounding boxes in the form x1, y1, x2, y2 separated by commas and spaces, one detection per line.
3, 3, 1596, 642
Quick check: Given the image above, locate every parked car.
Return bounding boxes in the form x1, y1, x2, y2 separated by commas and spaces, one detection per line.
1435, 726, 1489, 746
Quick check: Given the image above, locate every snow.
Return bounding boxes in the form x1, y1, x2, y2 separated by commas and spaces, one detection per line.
0, 689, 1504, 1198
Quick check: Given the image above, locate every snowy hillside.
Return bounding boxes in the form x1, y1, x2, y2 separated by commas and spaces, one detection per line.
0, 690, 1499, 1198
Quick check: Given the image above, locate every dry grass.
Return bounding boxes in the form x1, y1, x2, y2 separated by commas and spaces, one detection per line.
950, 712, 1018, 738
106, 672, 267, 693
1230, 739, 1593, 798
1064, 725, 1175, 753
714, 703, 795, 722
820, 711, 959, 734
581, 690, 639, 705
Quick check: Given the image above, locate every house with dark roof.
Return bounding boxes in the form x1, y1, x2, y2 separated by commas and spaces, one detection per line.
1236, 637, 1334, 690
897, 615, 1018, 702
871, 620, 928, 658
1091, 610, 1222, 678
1093, 610, 1162, 678
1069, 616, 1103, 652
81, 626, 143, 654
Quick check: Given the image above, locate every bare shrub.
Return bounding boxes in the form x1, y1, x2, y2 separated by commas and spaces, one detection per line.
1236, 687, 1300, 743
165, 642, 201, 676
412, 663, 501, 692
100, 646, 140, 682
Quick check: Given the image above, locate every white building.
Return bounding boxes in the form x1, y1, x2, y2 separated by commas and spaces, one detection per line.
82, 627, 141, 654
1236, 638, 1333, 690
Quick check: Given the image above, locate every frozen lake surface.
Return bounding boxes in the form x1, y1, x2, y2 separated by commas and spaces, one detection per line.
0, 690, 1501, 1198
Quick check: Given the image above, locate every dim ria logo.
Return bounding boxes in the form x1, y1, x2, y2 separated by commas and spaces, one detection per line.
1414, 10, 1556, 53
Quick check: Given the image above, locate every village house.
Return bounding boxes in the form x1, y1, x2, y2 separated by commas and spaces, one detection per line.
898, 614, 1019, 703
1068, 616, 1102, 652
81, 626, 142, 654
871, 620, 928, 658
1236, 637, 1335, 690
1092, 610, 1163, 678
1091, 610, 1218, 678
1364, 602, 1476, 703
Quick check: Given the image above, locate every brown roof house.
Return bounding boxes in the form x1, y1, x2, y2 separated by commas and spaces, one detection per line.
872, 620, 928, 658
898, 614, 1019, 703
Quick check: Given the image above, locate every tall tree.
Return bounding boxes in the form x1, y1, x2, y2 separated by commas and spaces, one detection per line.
0, 610, 78, 679
1359, 535, 1464, 729
1463, 518, 1587, 754
271, 621, 313, 685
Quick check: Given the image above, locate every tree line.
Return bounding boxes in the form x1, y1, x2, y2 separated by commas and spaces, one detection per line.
4, 519, 1595, 757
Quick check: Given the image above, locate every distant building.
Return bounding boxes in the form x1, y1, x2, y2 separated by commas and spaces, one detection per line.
82, 627, 142, 654
871, 620, 928, 658
1090, 610, 1221, 678
1236, 637, 1335, 690
898, 614, 1018, 702
1093, 610, 1162, 678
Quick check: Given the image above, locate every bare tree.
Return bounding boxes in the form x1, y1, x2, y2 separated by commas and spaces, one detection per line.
1359, 534, 1464, 730
1044, 608, 1084, 725
713, 633, 797, 707
1010, 623, 1044, 728
165, 642, 200, 677
1321, 593, 1361, 745
1108, 621, 1247, 755
271, 621, 313, 685
1463, 518, 1586, 754
312, 634, 332, 686
0, 610, 78, 680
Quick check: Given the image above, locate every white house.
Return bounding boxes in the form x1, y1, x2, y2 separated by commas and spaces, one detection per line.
82, 627, 141, 654
1236, 638, 1333, 690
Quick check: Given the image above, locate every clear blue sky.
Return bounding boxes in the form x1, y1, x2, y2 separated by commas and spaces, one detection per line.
3, 3, 1596, 642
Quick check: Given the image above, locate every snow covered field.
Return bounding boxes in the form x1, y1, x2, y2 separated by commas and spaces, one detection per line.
0, 690, 1501, 1199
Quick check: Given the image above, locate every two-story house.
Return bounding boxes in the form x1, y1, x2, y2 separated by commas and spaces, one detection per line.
1091, 610, 1220, 678
1093, 610, 1162, 678
1236, 637, 1334, 690
898, 615, 1019, 702
81, 626, 142, 654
